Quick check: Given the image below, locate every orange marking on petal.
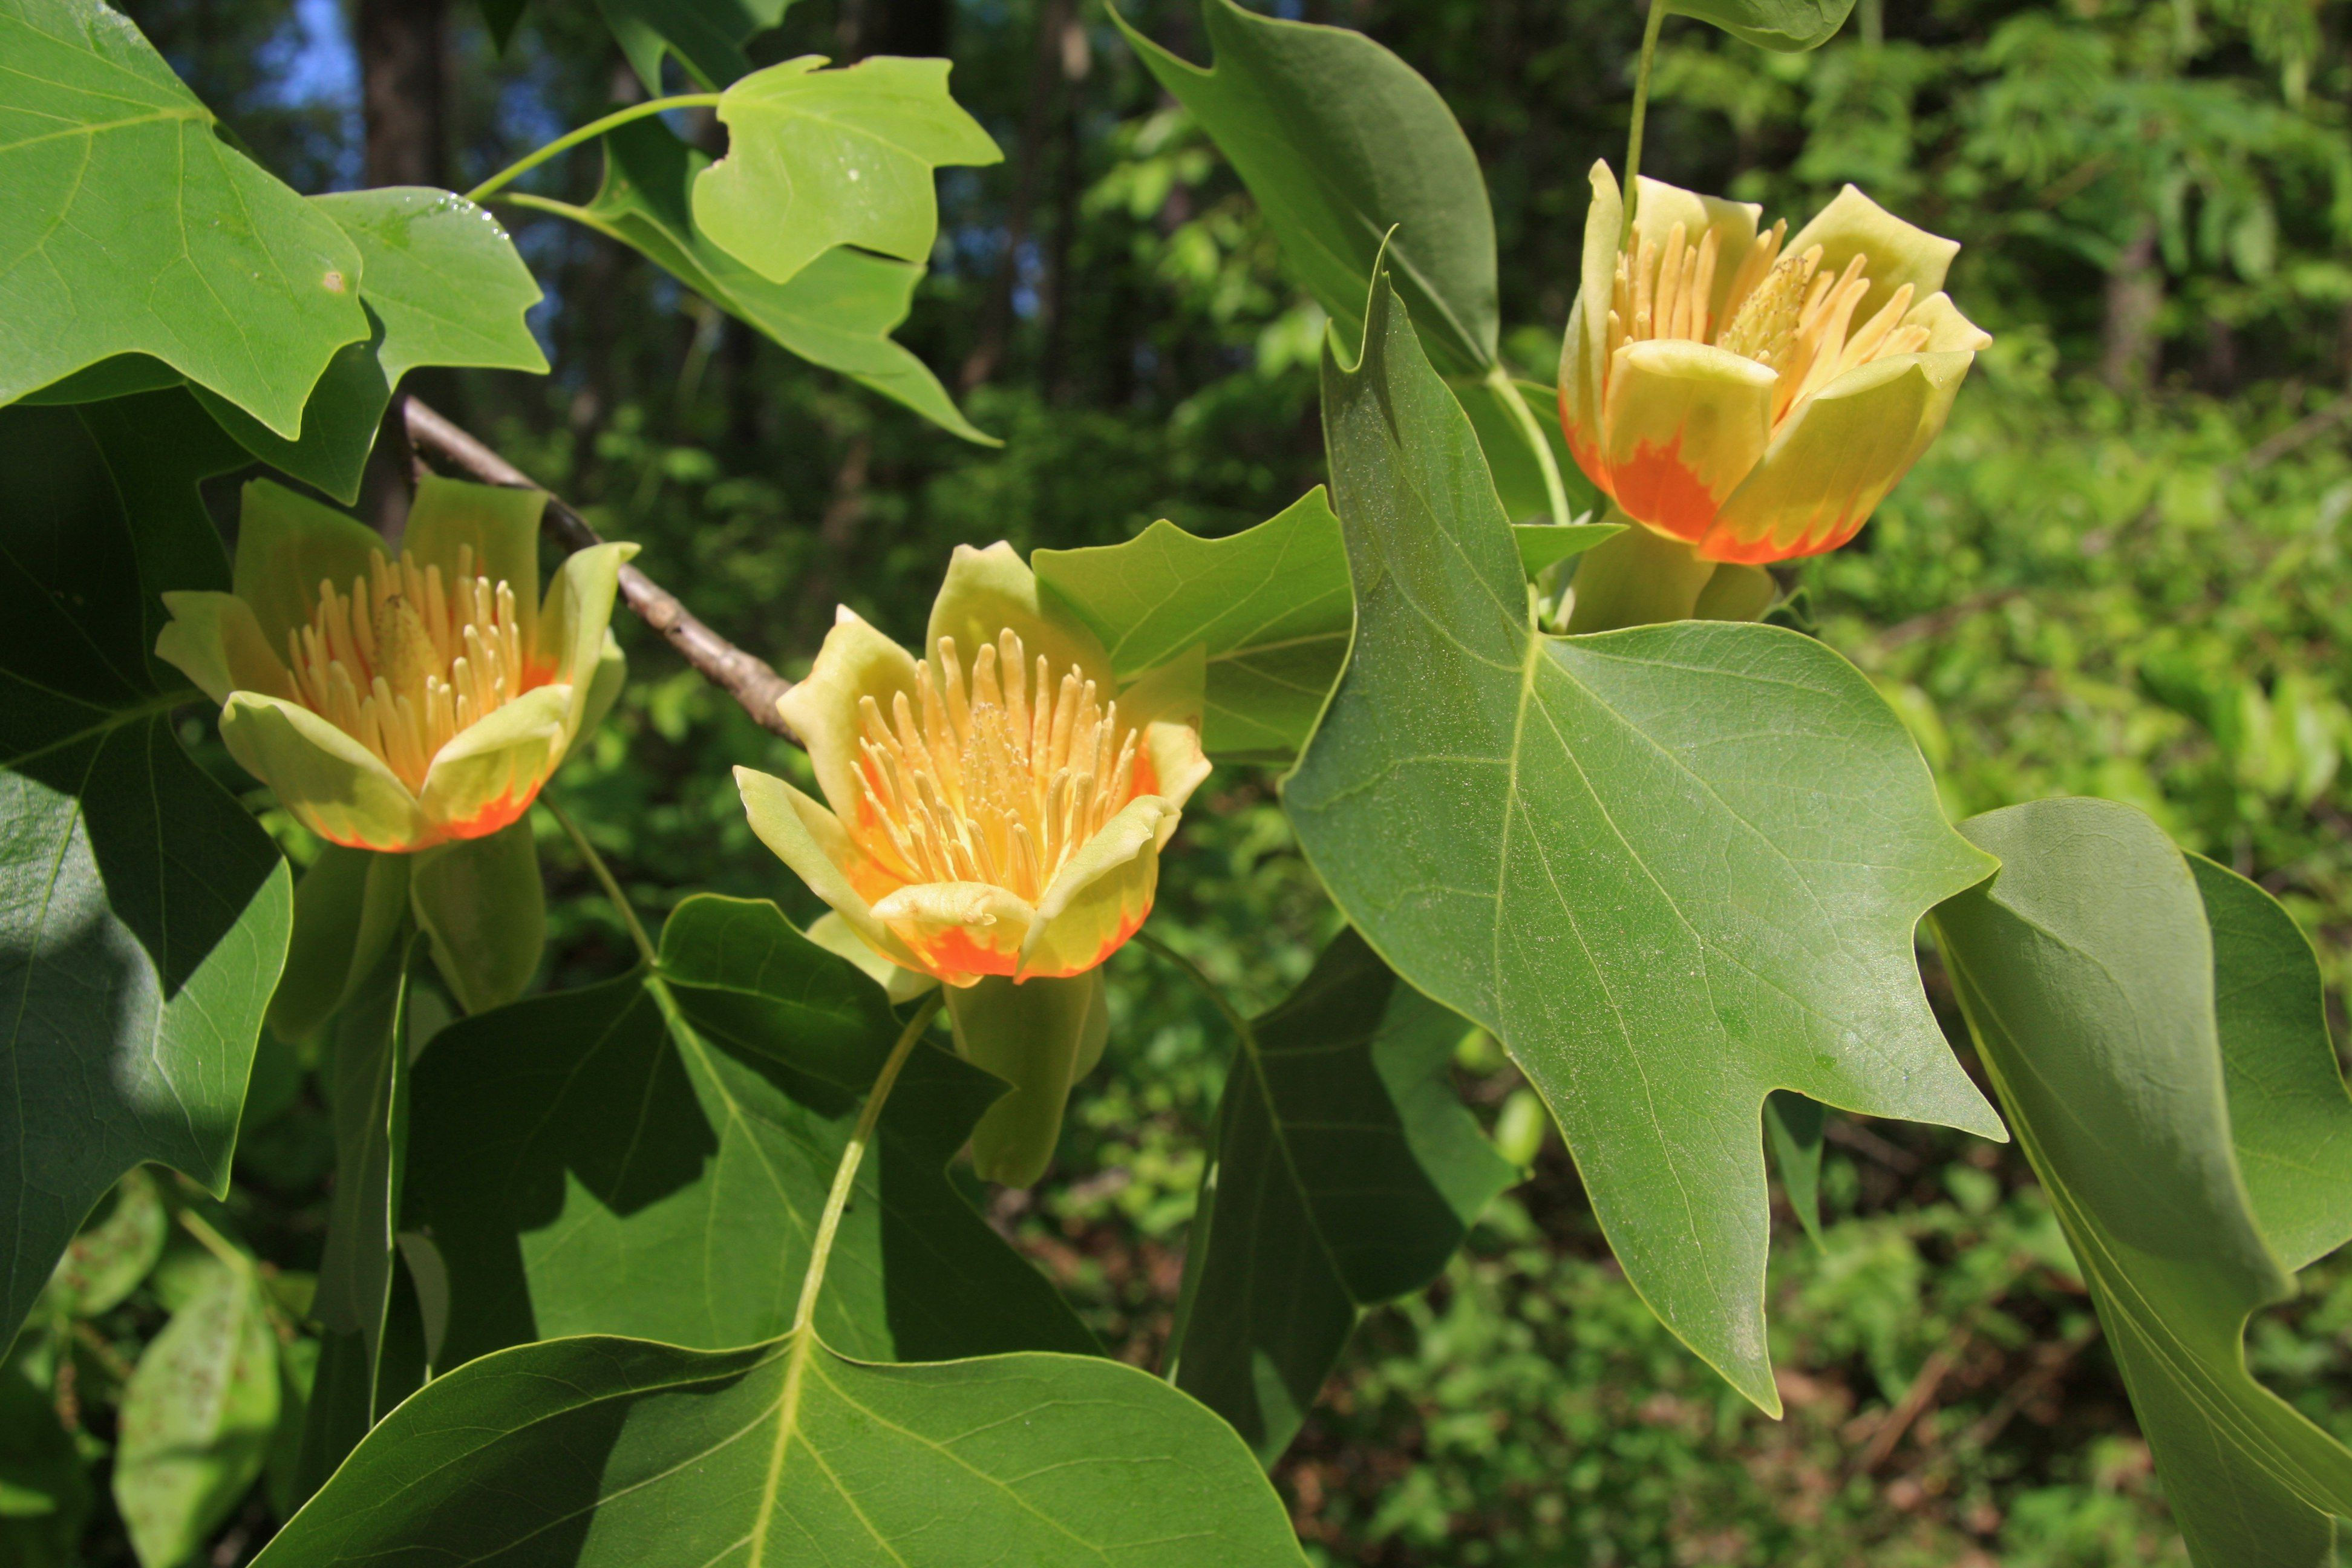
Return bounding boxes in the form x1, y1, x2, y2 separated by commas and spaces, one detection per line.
911, 925, 1024, 985
443, 785, 538, 841
1607, 436, 1731, 544
1698, 502, 1869, 566
1559, 390, 1616, 501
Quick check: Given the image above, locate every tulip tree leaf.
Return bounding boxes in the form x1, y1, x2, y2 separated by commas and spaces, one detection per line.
1168, 926, 1515, 1460
195, 189, 550, 505
1670, 0, 1856, 53
596, 0, 791, 94
1284, 269, 2003, 1414
1763, 1091, 1826, 1243
250, 1330, 1310, 1568
694, 55, 1002, 289
41, 1168, 168, 1318
1454, 374, 1603, 526
0, 0, 369, 436
1933, 799, 2352, 1568
0, 396, 292, 1353
1512, 522, 1624, 577
541, 120, 990, 444
1111, 0, 1498, 374
112, 1255, 281, 1568
405, 894, 1092, 1370
1034, 489, 1351, 762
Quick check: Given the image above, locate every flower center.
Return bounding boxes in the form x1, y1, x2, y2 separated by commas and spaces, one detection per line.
1606, 218, 1932, 430
284, 545, 540, 791
853, 631, 1148, 903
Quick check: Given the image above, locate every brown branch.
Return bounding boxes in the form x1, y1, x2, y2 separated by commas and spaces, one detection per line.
402, 397, 800, 743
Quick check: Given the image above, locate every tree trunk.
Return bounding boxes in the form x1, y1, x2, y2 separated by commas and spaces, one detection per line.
358, 0, 449, 538
2099, 220, 2163, 394
959, 0, 1072, 392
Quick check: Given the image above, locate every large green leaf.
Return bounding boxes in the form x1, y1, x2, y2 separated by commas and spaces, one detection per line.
1034, 489, 1351, 762
1283, 270, 2002, 1413
1933, 799, 2352, 1568
1111, 0, 1497, 374
405, 894, 1091, 1370
0, 0, 368, 436
694, 55, 1002, 288
1670, 0, 1856, 53
1168, 927, 1514, 1461
0, 395, 292, 1352
194, 188, 549, 504
526, 120, 989, 443
253, 1330, 1308, 1567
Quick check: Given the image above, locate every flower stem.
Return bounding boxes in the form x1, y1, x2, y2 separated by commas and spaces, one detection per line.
544, 797, 658, 970
1621, 0, 1671, 248
465, 94, 724, 204
791, 993, 946, 1334
1484, 362, 1573, 527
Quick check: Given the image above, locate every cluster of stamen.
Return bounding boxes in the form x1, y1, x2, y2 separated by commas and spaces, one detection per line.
854, 632, 1143, 903
285, 544, 535, 791
1606, 218, 1932, 428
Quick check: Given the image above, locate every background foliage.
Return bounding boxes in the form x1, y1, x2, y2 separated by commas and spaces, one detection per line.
8, 0, 2350, 1560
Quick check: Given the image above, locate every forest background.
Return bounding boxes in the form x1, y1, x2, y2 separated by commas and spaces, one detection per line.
61, 0, 2352, 1561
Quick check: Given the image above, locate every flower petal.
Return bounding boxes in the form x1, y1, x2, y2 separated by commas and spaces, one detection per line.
1601, 340, 1776, 543
1627, 174, 1763, 326
805, 911, 939, 1004
1560, 162, 1626, 490
1903, 290, 1994, 354
536, 541, 638, 730
417, 682, 570, 840
155, 590, 298, 705
734, 765, 925, 974
926, 541, 1115, 693
220, 691, 434, 852
402, 477, 548, 653
575, 629, 627, 748
871, 880, 1037, 986
944, 970, 1102, 1186
269, 846, 411, 1040
1786, 185, 1962, 334
409, 817, 544, 1014
1114, 645, 1212, 811
1019, 794, 1177, 979
776, 607, 922, 830
233, 480, 385, 653
1703, 350, 1974, 563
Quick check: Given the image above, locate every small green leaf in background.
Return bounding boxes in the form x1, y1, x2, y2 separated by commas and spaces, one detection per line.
269, 849, 411, 1044
1168, 927, 1515, 1461
1455, 375, 1599, 525
1669, 0, 1857, 53
113, 1255, 279, 1568
1035, 488, 1351, 762
1284, 268, 2002, 1414
1933, 799, 2352, 1568
404, 894, 1092, 1370
1112, 0, 1498, 374
0, 0, 368, 435
537, 120, 991, 443
694, 55, 1002, 289
594, 0, 789, 93
1763, 1091, 1827, 1244
1511, 521, 1624, 578
0, 396, 293, 1353
252, 1332, 1310, 1568
408, 819, 546, 1016
41, 1170, 167, 1318
193, 189, 549, 504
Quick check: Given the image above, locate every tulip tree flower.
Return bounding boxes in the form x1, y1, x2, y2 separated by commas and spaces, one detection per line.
736, 543, 1210, 1185
156, 477, 632, 1018
1558, 163, 1991, 565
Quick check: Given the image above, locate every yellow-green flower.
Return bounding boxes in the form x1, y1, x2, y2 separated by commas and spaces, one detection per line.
155, 477, 632, 854
1558, 165, 1991, 563
736, 541, 1210, 1184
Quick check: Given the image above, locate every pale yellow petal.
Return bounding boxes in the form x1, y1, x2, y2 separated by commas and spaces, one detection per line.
417, 682, 570, 840
1628, 174, 1763, 324
925, 541, 1114, 694
403, 477, 547, 652
806, 911, 938, 1003
1019, 795, 1175, 979
155, 590, 298, 704
232, 480, 385, 653
734, 765, 924, 974
1601, 340, 1776, 544
1785, 185, 1962, 335
775, 607, 922, 828
870, 880, 1037, 987
219, 691, 434, 852
1114, 645, 1211, 811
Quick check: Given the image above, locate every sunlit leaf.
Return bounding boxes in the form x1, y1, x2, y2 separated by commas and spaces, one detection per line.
1933, 799, 2352, 1568
694, 55, 1001, 287
0, 395, 292, 1352
1034, 489, 1351, 762
41, 1169, 167, 1318
1284, 267, 2002, 1412
1670, 0, 1855, 53
1168, 927, 1514, 1460
1111, 0, 1497, 373
0, 0, 368, 436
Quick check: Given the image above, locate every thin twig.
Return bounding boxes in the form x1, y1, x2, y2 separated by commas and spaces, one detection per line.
1851, 1325, 1971, 1475
2243, 389, 2352, 472
402, 397, 799, 742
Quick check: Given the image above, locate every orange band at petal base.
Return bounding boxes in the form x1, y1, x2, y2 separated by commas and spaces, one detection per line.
1609, 436, 1730, 546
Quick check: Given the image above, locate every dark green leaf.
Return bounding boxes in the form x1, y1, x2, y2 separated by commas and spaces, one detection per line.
594, 0, 790, 94
1112, 0, 1497, 373
405, 894, 1092, 1369
1763, 1091, 1826, 1244
253, 1330, 1308, 1568
113, 1256, 279, 1568
1284, 270, 2001, 1412
1454, 374, 1599, 525
694, 55, 1002, 287
1169, 927, 1514, 1460
1670, 0, 1855, 53
1034, 489, 1351, 762
0, 0, 368, 435
0, 397, 292, 1353
1933, 799, 2352, 1568
543, 120, 991, 442
0, 1334, 88, 1562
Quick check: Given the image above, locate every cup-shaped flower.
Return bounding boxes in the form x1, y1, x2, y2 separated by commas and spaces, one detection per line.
155, 477, 633, 854
1558, 165, 1991, 564
736, 541, 1210, 992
